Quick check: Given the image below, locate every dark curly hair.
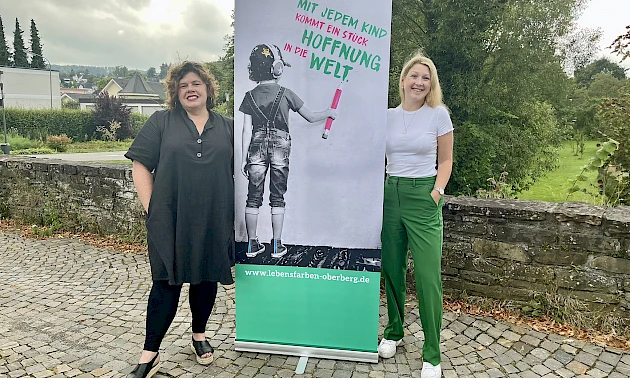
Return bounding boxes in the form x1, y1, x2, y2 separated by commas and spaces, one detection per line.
165, 61, 218, 110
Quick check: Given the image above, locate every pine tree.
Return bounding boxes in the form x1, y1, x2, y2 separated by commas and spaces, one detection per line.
0, 16, 11, 66
12, 18, 28, 68
29, 19, 45, 69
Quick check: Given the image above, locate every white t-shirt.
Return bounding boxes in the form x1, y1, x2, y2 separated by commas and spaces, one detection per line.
386, 104, 454, 178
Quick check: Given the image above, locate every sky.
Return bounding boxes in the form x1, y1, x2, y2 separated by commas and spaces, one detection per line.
0, 0, 628, 71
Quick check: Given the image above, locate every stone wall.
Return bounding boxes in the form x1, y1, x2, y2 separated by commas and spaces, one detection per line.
0, 156, 145, 241
441, 197, 630, 321
1, 156, 629, 320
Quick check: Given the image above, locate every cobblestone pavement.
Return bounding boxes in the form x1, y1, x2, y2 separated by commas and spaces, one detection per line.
1, 232, 629, 378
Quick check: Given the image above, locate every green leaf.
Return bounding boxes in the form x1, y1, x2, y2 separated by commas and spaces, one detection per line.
596, 150, 611, 161
576, 175, 588, 182
568, 186, 580, 193
601, 141, 618, 153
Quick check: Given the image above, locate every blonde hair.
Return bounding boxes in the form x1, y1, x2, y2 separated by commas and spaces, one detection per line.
165, 61, 218, 111
399, 52, 445, 108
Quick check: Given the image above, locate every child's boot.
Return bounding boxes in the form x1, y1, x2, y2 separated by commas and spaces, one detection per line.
271, 239, 287, 258
246, 238, 265, 257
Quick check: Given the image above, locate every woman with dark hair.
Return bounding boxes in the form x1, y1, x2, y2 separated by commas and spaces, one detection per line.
124, 61, 234, 378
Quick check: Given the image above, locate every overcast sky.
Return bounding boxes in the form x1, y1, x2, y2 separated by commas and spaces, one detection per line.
0, 0, 628, 70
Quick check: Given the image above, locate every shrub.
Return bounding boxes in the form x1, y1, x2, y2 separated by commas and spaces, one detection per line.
96, 121, 121, 142
11, 147, 56, 155
5, 108, 93, 141
90, 92, 133, 140
62, 100, 80, 110
46, 134, 73, 152
596, 82, 630, 204
7, 133, 39, 150
131, 113, 150, 136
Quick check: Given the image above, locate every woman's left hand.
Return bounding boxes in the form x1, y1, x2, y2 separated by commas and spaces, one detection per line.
430, 190, 441, 205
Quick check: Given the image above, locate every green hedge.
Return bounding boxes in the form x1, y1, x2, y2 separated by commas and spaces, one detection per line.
5, 108, 94, 142
131, 113, 150, 136
4, 108, 149, 142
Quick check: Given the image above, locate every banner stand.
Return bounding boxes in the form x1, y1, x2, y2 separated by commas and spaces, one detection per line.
235, 341, 378, 364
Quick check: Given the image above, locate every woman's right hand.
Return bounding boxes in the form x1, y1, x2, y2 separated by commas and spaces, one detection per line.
241, 160, 249, 178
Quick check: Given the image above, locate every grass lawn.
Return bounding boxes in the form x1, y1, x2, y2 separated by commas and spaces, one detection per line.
517, 140, 600, 204
66, 140, 133, 153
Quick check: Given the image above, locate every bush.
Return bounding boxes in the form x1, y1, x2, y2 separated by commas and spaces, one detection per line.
46, 134, 73, 152
62, 100, 80, 110
5, 108, 93, 141
7, 133, 39, 150
131, 113, 150, 136
11, 147, 56, 155
90, 92, 133, 140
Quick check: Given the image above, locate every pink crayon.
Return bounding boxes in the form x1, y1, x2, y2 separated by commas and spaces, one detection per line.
322, 82, 343, 139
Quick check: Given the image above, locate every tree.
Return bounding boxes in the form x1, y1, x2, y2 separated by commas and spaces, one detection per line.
12, 18, 28, 68
146, 67, 157, 80
0, 16, 10, 66
159, 63, 170, 79
90, 92, 133, 140
609, 25, 630, 62
558, 27, 602, 76
96, 77, 113, 92
112, 65, 129, 78
29, 19, 45, 69
389, 0, 583, 193
575, 58, 627, 87
587, 73, 625, 99
218, 11, 234, 116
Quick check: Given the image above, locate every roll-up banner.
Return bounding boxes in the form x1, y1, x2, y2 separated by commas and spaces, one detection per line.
234, 0, 392, 363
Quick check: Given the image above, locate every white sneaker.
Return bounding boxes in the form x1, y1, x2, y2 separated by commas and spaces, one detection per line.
421, 362, 442, 378
377, 338, 402, 358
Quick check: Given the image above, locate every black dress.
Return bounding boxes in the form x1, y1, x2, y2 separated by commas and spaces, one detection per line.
125, 108, 235, 285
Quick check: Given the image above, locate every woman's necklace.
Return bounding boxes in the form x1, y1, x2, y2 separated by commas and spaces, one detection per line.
402, 108, 419, 134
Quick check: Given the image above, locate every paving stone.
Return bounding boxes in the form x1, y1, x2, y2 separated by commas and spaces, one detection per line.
573, 352, 597, 367
566, 361, 588, 376
1, 231, 628, 378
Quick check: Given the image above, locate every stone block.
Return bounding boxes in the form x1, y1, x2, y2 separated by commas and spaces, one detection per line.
473, 239, 531, 262
531, 247, 589, 266
552, 202, 606, 226
503, 263, 554, 283
462, 282, 533, 301
557, 289, 620, 304
506, 279, 549, 293
557, 233, 622, 253
32, 162, 49, 172
61, 164, 78, 175
489, 224, 558, 245
555, 268, 619, 294
99, 166, 126, 180
445, 196, 553, 220
589, 256, 630, 274
444, 219, 487, 235
603, 206, 630, 236
460, 270, 499, 285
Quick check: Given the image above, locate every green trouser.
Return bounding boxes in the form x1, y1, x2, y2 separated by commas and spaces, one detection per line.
382, 175, 443, 365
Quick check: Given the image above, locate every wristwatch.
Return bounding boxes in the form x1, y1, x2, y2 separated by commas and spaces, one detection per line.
433, 186, 444, 196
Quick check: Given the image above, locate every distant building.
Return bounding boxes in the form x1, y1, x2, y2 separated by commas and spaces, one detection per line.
60, 87, 92, 95
78, 72, 166, 115
0, 66, 61, 109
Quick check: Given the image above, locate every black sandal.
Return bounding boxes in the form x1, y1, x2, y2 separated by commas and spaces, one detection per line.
127, 352, 160, 378
190, 337, 214, 365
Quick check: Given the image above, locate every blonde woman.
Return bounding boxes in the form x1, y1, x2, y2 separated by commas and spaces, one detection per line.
378, 53, 454, 378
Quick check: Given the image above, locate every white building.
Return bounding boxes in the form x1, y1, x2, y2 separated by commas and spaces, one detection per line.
0, 66, 61, 109
78, 72, 166, 115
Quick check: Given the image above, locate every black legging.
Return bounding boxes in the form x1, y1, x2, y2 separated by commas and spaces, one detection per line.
143, 280, 218, 352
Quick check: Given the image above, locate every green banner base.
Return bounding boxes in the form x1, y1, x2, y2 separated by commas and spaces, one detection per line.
234, 340, 378, 363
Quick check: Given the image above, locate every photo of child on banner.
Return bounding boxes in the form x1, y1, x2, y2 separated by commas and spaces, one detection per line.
239, 43, 338, 260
